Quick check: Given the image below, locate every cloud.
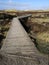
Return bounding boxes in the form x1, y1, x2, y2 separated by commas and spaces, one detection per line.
0, 2, 30, 6
8, 0, 13, 4
0, 0, 32, 10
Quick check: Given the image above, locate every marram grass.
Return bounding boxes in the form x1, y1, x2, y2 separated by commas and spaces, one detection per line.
36, 32, 49, 54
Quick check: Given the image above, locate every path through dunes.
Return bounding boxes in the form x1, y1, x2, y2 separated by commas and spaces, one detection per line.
0, 18, 48, 65
1, 18, 37, 54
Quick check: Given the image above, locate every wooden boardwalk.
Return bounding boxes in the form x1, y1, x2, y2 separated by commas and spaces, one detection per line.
0, 18, 48, 65
1, 18, 37, 54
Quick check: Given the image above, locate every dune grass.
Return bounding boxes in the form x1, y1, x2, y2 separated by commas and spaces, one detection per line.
36, 32, 49, 54
31, 18, 49, 23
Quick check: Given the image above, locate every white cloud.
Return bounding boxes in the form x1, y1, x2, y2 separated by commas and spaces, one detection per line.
8, 0, 12, 3
0, 0, 32, 10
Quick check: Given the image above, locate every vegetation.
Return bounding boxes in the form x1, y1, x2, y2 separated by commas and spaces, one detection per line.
31, 18, 49, 24
36, 32, 49, 54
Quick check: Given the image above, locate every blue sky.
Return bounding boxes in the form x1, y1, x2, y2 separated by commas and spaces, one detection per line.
0, 0, 49, 10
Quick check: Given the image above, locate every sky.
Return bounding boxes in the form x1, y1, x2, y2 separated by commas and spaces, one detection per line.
0, 0, 49, 10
